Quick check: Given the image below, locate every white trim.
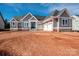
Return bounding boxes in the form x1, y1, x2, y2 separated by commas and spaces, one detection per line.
58, 9, 70, 17
10, 18, 18, 22
20, 12, 33, 21
10, 21, 18, 29
32, 16, 38, 21
59, 27, 72, 29
53, 27, 72, 30
29, 16, 38, 22
43, 16, 53, 23
10, 28, 18, 30
57, 18, 60, 32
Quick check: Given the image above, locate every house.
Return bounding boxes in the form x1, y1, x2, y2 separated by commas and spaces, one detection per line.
11, 8, 79, 32
10, 13, 45, 31
0, 12, 5, 30
43, 8, 72, 32
72, 15, 79, 31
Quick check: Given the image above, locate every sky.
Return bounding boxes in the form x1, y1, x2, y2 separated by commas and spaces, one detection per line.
0, 3, 79, 21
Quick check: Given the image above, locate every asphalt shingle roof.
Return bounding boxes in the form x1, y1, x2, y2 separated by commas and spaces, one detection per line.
44, 8, 67, 20
13, 16, 24, 21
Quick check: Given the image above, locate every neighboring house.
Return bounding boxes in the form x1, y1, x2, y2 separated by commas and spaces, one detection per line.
72, 15, 79, 31
0, 12, 5, 30
43, 8, 72, 32
10, 13, 45, 31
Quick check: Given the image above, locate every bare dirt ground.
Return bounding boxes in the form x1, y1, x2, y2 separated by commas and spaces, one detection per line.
0, 31, 79, 56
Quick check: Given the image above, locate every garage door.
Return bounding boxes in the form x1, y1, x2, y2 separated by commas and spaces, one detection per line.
47, 23, 53, 31
43, 23, 53, 31
43, 24, 48, 31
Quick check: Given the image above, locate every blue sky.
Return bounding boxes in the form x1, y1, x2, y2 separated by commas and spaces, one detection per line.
0, 3, 79, 21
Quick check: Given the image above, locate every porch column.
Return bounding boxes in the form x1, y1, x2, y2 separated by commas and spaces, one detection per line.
36, 21, 37, 30
57, 18, 60, 32
10, 22, 12, 30
29, 21, 31, 30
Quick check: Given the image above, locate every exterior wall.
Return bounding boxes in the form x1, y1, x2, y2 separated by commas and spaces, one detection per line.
59, 17, 72, 32
20, 21, 29, 30
72, 16, 79, 31
10, 13, 38, 31
60, 11, 70, 17
0, 16, 4, 29
10, 21, 18, 30
53, 19, 58, 31
37, 21, 43, 30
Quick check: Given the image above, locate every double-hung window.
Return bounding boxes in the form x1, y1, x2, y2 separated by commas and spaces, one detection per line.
24, 22, 28, 28
62, 18, 68, 26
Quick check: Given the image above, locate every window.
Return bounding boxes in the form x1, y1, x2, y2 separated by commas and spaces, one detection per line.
24, 22, 28, 28
13, 22, 15, 25
62, 18, 68, 26
27, 23, 28, 28
12, 22, 16, 28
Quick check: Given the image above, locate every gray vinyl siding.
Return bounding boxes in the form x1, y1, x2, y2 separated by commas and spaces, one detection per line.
23, 14, 32, 21
59, 18, 72, 27
37, 24, 43, 30
59, 18, 72, 32
10, 22, 18, 28
37, 21, 43, 30
53, 20, 58, 28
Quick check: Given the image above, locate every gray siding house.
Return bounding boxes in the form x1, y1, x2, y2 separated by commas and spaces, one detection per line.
10, 13, 45, 31
10, 8, 79, 32
43, 8, 72, 32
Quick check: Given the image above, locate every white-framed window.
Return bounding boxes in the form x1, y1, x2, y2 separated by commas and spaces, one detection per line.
12, 22, 16, 28
61, 18, 68, 26
24, 22, 28, 28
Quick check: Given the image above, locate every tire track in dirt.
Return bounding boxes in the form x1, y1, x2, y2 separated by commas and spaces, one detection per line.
51, 33, 79, 53
0, 31, 79, 55
31, 32, 78, 55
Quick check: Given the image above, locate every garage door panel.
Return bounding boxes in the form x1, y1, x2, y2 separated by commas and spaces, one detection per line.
47, 23, 53, 31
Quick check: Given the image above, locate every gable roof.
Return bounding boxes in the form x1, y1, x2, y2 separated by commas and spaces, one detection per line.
13, 16, 24, 21
50, 10, 59, 16
44, 8, 70, 20
11, 13, 32, 21
11, 13, 46, 21
35, 16, 46, 21
21, 12, 33, 21
50, 8, 70, 16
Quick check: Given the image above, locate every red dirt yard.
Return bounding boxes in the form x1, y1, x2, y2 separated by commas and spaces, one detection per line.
0, 31, 79, 56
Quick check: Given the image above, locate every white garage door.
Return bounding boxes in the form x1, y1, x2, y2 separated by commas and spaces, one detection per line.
43, 24, 48, 31
47, 23, 53, 31
43, 23, 53, 31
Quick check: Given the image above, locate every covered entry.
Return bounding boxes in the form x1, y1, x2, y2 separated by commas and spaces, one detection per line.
30, 22, 37, 30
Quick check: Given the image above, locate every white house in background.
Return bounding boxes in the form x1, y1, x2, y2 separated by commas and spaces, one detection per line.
10, 13, 45, 31
0, 12, 5, 30
43, 8, 72, 32
72, 15, 79, 31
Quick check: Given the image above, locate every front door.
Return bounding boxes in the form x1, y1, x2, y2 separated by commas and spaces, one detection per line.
31, 22, 36, 30
18, 23, 21, 30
